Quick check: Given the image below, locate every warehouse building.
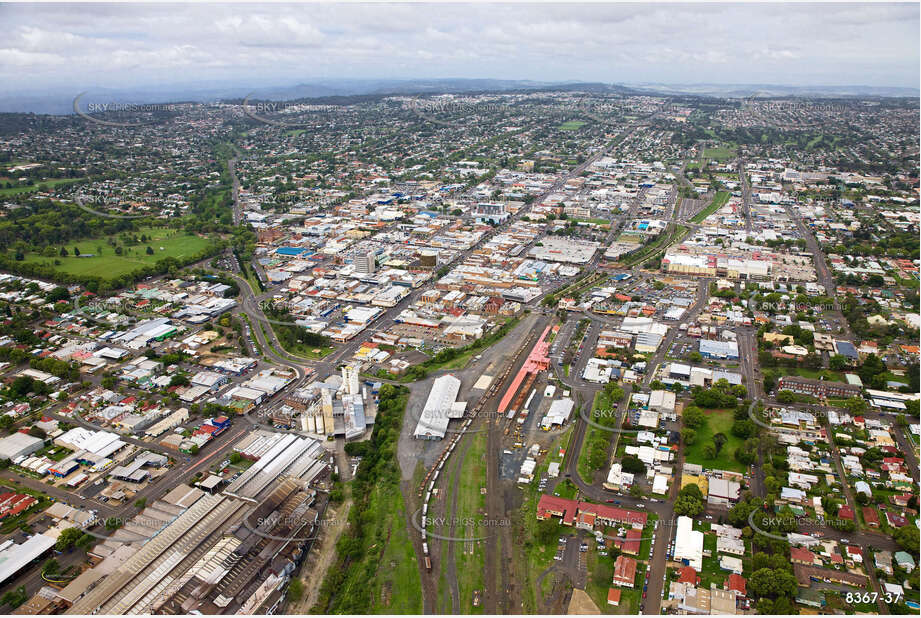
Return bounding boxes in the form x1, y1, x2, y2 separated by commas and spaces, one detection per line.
698, 339, 739, 360
0, 432, 45, 461
413, 374, 465, 440
66, 447, 330, 615
541, 398, 575, 430
54, 428, 126, 459
673, 515, 704, 571
0, 535, 56, 589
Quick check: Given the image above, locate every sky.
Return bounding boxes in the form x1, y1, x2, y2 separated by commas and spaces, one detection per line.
0, 2, 918, 94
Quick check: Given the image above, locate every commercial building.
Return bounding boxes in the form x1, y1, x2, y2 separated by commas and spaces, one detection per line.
55, 428, 126, 459
699, 339, 739, 360
66, 468, 327, 615
528, 237, 599, 264
661, 247, 774, 280
649, 390, 676, 415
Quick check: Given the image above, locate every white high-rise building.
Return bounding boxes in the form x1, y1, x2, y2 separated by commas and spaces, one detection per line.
355, 251, 376, 274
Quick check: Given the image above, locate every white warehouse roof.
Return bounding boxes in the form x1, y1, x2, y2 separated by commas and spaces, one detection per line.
413, 375, 464, 440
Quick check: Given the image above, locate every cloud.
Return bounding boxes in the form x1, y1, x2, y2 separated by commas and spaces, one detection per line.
0, 3, 916, 90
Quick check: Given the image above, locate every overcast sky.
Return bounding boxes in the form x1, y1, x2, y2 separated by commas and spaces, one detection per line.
1, 2, 918, 93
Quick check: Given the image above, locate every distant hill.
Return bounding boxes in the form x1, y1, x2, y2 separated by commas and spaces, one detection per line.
0, 79, 916, 114
622, 82, 920, 99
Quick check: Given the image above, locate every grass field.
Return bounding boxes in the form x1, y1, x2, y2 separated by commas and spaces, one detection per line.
453, 432, 487, 613
0, 177, 86, 197
559, 121, 587, 130
20, 226, 213, 281
683, 408, 746, 473
690, 191, 730, 224
578, 390, 618, 483
702, 146, 736, 161
366, 487, 423, 612
776, 366, 846, 383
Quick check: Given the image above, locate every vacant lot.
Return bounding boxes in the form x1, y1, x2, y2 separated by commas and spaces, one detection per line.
683, 408, 745, 473
21, 226, 213, 281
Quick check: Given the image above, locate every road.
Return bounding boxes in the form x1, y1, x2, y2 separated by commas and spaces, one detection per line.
779, 196, 853, 340
738, 160, 753, 236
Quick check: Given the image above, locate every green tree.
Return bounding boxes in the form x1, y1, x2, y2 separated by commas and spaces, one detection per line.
843, 397, 867, 416
894, 525, 919, 556
621, 455, 645, 474
683, 406, 706, 429
41, 558, 60, 576
75, 533, 94, 551
673, 495, 701, 517
731, 419, 757, 439
1, 585, 27, 608
535, 518, 561, 545
55, 526, 83, 552
763, 372, 777, 392
749, 568, 797, 598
